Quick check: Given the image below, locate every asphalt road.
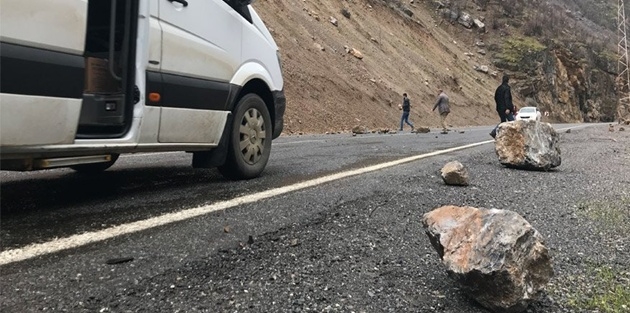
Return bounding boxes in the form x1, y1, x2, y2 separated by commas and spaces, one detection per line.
0, 123, 593, 312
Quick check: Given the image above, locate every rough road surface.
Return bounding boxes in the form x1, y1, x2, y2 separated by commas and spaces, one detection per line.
1, 125, 628, 312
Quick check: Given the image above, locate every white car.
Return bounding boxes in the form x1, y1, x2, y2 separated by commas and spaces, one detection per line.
515, 107, 542, 121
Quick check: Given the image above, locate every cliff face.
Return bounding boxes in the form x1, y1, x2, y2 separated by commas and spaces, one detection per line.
253, 0, 625, 135
508, 43, 618, 123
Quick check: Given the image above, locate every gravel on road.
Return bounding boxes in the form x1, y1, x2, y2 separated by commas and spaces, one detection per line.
3, 125, 629, 313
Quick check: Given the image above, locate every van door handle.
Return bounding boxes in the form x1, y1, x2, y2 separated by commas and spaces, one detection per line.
168, 0, 188, 7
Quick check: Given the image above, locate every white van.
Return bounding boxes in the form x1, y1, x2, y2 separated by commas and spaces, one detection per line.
0, 0, 285, 179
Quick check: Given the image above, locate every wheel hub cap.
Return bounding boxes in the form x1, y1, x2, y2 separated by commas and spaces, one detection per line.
239, 108, 266, 165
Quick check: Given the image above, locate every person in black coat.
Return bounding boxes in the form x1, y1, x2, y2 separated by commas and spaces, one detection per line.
490, 75, 515, 138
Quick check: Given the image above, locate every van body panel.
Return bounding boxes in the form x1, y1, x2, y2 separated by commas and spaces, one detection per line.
158, 108, 228, 144
0, 143, 217, 160
243, 9, 283, 91
148, 72, 231, 111
230, 62, 276, 92
0, 42, 84, 99
148, 17, 162, 72
158, 0, 241, 82
137, 107, 161, 143
0, 0, 87, 55
0, 0, 285, 177
0, 94, 81, 146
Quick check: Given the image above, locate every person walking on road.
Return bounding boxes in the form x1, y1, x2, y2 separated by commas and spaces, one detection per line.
490, 74, 515, 138
399, 93, 414, 132
432, 89, 450, 133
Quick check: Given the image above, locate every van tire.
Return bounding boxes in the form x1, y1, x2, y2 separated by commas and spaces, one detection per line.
70, 154, 120, 173
218, 94, 272, 180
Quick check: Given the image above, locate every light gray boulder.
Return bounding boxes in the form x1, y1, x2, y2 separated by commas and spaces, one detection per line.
423, 206, 554, 313
495, 120, 561, 170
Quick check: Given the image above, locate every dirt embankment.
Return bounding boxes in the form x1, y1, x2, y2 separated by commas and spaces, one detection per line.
254, 0, 505, 135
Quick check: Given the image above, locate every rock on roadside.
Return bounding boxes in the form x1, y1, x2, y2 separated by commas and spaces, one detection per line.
422, 206, 554, 313
412, 126, 430, 133
440, 161, 469, 186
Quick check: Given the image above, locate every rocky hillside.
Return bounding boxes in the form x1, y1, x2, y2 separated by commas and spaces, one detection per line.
253, 0, 627, 134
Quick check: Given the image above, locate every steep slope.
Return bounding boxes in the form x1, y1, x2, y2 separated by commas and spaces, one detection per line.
254, 0, 624, 135
254, 0, 505, 134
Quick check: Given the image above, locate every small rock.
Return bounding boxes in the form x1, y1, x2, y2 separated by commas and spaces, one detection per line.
313, 42, 325, 51
620, 127, 626, 131
565, 129, 571, 133
440, 161, 469, 186
402, 6, 413, 17
223, 226, 230, 233
352, 125, 368, 134
341, 8, 351, 19
349, 48, 364, 59
412, 126, 430, 133
106, 257, 134, 265
609, 124, 615, 132
330, 16, 338, 26
473, 19, 485, 30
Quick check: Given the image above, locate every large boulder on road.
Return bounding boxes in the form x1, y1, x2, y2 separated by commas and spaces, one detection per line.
495, 120, 561, 170
422, 206, 554, 313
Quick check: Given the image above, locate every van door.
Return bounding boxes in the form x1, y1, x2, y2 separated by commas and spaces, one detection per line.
78, 0, 139, 138
0, 0, 87, 147
155, 0, 243, 143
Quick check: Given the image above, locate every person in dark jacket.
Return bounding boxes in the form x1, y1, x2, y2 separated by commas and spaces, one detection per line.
399, 93, 414, 131
490, 75, 515, 138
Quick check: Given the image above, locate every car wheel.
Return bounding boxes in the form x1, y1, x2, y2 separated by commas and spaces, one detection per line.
70, 154, 119, 173
218, 94, 272, 180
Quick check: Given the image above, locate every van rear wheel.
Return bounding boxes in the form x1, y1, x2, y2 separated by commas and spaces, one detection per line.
218, 94, 272, 180
70, 154, 119, 173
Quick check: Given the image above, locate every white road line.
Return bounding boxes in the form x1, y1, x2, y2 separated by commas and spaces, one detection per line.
0, 125, 585, 266
0, 140, 494, 266
274, 139, 325, 145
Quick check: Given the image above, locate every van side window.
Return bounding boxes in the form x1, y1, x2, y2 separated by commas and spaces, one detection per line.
223, 0, 253, 23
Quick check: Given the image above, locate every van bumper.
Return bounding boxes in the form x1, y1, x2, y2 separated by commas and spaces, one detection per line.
272, 90, 286, 139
